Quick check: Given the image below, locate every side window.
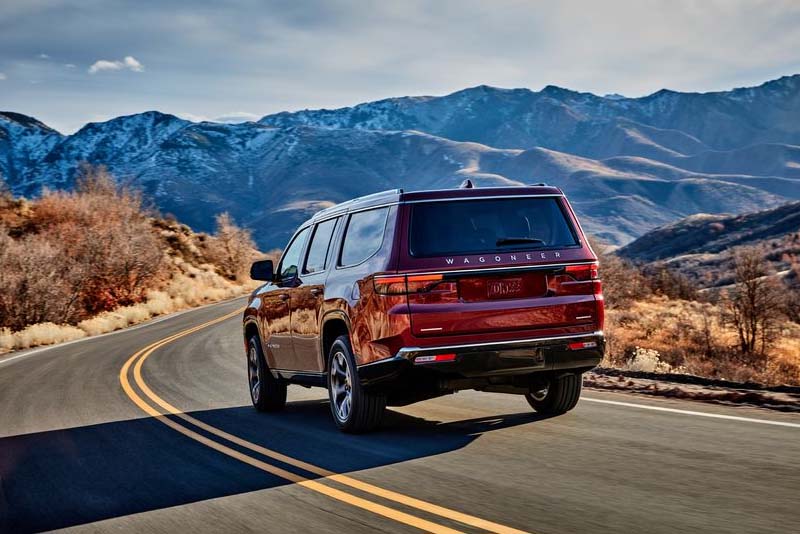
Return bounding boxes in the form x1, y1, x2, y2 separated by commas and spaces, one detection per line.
278, 227, 310, 280
304, 218, 338, 274
339, 207, 389, 267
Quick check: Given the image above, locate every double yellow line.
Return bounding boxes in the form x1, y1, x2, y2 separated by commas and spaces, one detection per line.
119, 308, 531, 534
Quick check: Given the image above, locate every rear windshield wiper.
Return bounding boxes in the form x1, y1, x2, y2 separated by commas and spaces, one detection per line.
495, 237, 545, 246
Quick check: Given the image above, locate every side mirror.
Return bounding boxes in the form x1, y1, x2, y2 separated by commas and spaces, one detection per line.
250, 260, 274, 281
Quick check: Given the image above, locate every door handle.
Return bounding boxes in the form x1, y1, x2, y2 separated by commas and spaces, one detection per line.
278, 293, 290, 301
309, 288, 322, 297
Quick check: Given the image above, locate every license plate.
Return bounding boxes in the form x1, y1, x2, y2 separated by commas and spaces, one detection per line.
487, 278, 523, 299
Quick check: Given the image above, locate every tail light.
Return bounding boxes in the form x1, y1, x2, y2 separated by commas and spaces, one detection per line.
374, 273, 459, 303
565, 263, 599, 281
548, 262, 601, 296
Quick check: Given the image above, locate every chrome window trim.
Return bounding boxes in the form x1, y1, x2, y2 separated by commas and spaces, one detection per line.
311, 201, 399, 224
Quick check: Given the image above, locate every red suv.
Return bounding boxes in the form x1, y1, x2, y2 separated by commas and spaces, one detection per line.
243, 185, 604, 432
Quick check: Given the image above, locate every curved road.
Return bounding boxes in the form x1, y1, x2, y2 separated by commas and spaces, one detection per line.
1, 297, 798, 533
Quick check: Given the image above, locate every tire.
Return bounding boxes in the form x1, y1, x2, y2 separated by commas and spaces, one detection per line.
327, 335, 386, 433
525, 372, 582, 415
247, 335, 287, 412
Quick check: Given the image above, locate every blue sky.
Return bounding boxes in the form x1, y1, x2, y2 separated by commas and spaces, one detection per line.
1, 0, 799, 133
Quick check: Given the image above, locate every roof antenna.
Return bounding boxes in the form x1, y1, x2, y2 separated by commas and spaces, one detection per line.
459, 179, 474, 189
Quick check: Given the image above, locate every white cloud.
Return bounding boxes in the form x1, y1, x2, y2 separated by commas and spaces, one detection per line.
213, 111, 260, 123
175, 112, 209, 122
0, 72, 6, 80
176, 111, 259, 124
88, 55, 144, 74
123, 55, 144, 71
64, 63, 76, 68
38, 53, 49, 59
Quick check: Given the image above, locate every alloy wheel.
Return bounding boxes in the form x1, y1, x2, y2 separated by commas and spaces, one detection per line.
330, 350, 353, 422
248, 345, 261, 404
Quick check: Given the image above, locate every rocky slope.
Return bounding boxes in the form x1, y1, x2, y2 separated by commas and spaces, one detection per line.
617, 202, 800, 287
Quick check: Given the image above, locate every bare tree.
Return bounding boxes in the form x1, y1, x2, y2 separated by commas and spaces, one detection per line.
205, 213, 258, 281
783, 250, 800, 323
75, 163, 118, 196
722, 246, 785, 361
589, 237, 650, 308
646, 266, 698, 301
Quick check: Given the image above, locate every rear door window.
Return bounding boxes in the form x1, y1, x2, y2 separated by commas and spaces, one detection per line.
409, 197, 577, 257
304, 218, 339, 274
339, 207, 389, 267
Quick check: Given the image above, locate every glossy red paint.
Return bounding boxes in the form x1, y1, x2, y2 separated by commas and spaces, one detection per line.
243, 185, 605, 406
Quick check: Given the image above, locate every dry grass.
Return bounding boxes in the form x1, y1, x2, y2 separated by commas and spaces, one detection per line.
605, 296, 800, 385
0, 254, 260, 353
0, 323, 87, 351
0, 166, 265, 354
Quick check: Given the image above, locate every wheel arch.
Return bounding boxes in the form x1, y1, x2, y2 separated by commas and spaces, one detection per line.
320, 312, 351, 371
243, 319, 260, 343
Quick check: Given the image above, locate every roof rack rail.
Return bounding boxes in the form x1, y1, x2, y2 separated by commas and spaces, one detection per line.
530, 182, 548, 186
312, 188, 403, 219
355, 188, 403, 199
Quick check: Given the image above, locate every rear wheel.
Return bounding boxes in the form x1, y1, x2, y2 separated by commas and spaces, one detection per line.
328, 335, 386, 433
247, 335, 287, 412
525, 372, 582, 415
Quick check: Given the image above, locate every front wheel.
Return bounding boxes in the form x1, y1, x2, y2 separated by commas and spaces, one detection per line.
328, 335, 386, 433
525, 372, 582, 415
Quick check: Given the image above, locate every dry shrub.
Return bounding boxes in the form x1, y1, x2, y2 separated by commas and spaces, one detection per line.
591, 239, 650, 308
0, 165, 166, 330
2, 322, 87, 350
721, 246, 786, 360
78, 305, 152, 336
0, 166, 265, 353
0, 328, 14, 351
605, 297, 800, 385
0, 269, 257, 352
31, 165, 166, 315
0, 230, 84, 328
204, 212, 258, 281
644, 266, 698, 300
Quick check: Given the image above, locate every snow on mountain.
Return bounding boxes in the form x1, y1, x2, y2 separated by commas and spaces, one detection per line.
2, 74, 800, 249
260, 74, 800, 157
0, 112, 63, 185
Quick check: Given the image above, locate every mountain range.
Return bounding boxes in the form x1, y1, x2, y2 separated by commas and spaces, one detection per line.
2, 74, 800, 249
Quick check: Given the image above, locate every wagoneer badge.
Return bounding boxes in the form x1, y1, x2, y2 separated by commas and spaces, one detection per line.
445, 251, 561, 265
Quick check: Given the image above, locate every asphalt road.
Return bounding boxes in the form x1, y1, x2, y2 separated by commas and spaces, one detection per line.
1, 297, 798, 534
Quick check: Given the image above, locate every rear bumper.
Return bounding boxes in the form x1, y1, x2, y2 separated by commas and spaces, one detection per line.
358, 331, 604, 385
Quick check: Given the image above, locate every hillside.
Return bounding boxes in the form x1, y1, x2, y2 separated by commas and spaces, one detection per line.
617, 202, 800, 287
3, 74, 800, 249
0, 170, 264, 352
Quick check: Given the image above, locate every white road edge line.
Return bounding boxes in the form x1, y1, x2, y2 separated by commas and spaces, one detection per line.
0, 296, 247, 368
583, 396, 800, 429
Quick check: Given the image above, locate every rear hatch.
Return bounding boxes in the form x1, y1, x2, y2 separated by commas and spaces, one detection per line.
386, 193, 600, 338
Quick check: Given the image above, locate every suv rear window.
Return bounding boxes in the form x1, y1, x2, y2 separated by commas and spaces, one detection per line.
409, 197, 578, 257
